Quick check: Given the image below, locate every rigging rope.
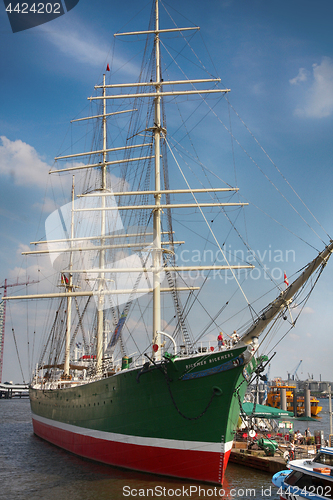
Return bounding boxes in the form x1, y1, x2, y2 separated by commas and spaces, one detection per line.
11, 328, 25, 384
264, 265, 325, 356
164, 135, 251, 306
165, 3, 330, 244
158, 29, 327, 248
226, 99, 331, 242
204, 100, 327, 245
168, 135, 321, 252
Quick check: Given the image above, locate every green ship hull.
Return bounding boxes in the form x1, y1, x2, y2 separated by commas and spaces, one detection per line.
30, 346, 262, 484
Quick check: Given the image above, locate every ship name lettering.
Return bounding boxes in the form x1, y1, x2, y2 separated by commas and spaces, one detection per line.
185, 354, 236, 369
208, 353, 233, 363
185, 360, 207, 369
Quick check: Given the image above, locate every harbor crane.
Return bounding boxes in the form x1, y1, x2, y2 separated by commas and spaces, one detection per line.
288, 359, 303, 382
0, 278, 38, 383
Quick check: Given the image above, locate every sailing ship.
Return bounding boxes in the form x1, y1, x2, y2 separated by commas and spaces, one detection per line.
4, 0, 333, 485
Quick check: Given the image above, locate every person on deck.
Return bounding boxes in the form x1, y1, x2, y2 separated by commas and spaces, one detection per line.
231, 330, 240, 345
296, 430, 304, 445
289, 440, 296, 460
305, 427, 312, 444
217, 332, 224, 351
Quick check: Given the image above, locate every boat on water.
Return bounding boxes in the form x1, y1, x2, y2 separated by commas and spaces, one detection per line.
267, 379, 323, 417
4, 0, 333, 486
272, 447, 333, 499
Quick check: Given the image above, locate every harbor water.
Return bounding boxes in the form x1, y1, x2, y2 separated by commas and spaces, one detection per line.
1, 398, 331, 500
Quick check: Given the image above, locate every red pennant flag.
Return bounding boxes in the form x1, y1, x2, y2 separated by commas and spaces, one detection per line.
61, 273, 69, 285
284, 272, 289, 287
106, 64, 110, 71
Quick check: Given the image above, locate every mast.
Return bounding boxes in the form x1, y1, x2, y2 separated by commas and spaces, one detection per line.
96, 73, 107, 375
153, 0, 162, 361
64, 176, 75, 378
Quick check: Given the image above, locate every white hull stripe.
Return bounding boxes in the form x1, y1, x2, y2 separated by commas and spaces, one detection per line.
32, 413, 233, 454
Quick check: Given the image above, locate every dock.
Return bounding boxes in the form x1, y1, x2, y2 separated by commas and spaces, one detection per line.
230, 446, 287, 473
230, 441, 316, 474
0, 383, 29, 399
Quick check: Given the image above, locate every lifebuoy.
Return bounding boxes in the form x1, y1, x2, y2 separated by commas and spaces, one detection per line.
313, 467, 331, 474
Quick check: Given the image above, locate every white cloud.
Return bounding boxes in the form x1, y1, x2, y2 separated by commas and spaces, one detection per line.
289, 67, 309, 85
0, 207, 27, 223
291, 57, 333, 118
0, 136, 50, 187
302, 306, 314, 314
8, 259, 56, 295
16, 243, 30, 256
40, 19, 139, 77
33, 196, 68, 214
0, 136, 85, 193
252, 82, 265, 96
41, 22, 108, 68
293, 305, 314, 315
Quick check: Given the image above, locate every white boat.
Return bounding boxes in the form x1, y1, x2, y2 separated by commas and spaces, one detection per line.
273, 447, 333, 499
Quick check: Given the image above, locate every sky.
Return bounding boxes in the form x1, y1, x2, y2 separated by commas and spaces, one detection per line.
1, 0, 333, 384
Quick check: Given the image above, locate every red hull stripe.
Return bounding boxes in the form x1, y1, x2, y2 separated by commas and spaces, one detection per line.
32, 414, 232, 484
32, 413, 233, 454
